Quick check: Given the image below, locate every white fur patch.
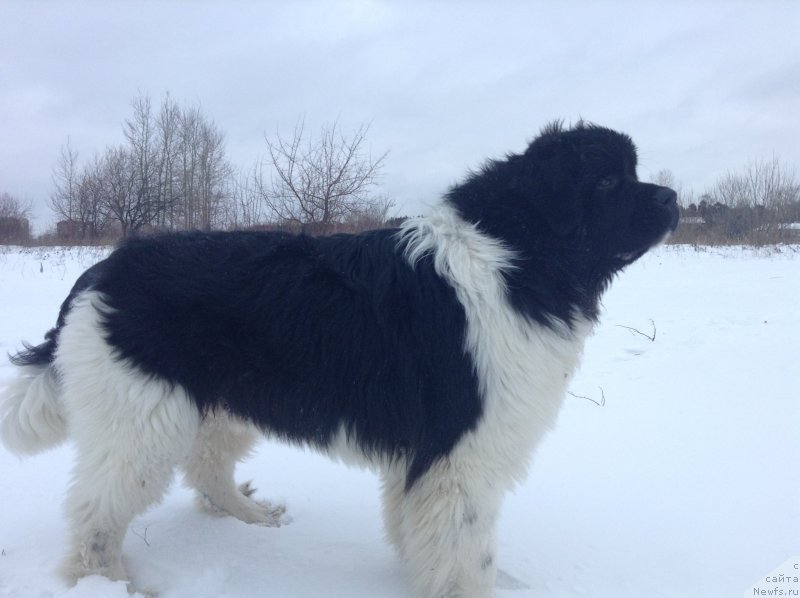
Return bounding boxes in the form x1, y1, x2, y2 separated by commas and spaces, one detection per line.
54, 291, 201, 584
396, 204, 593, 596
0, 363, 66, 455
401, 203, 591, 484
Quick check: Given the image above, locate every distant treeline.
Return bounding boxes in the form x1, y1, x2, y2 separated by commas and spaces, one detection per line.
654, 156, 800, 246
1, 92, 391, 245
1, 93, 798, 246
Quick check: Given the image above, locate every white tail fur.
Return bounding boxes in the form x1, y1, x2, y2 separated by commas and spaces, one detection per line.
0, 365, 68, 455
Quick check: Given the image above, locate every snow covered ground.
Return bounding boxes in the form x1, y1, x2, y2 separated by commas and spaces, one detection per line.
0, 244, 797, 598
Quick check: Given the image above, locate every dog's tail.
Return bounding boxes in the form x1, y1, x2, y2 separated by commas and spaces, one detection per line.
1, 258, 110, 456
1, 339, 67, 455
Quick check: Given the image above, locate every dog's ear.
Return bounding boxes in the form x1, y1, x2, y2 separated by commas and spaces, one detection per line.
516, 136, 582, 236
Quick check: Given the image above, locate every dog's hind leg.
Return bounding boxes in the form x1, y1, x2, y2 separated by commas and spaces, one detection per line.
55, 293, 202, 586
396, 458, 502, 598
62, 389, 198, 585
56, 321, 201, 585
182, 410, 285, 526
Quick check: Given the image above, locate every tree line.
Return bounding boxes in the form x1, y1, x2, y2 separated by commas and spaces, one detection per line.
49, 94, 233, 239
655, 157, 800, 245
1, 92, 392, 244
1, 93, 798, 245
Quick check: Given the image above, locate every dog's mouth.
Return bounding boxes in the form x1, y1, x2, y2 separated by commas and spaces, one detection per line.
614, 250, 644, 265
615, 223, 677, 265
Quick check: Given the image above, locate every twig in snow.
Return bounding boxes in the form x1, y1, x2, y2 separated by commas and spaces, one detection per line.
568, 387, 606, 407
131, 526, 150, 547
616, 319, 656, 342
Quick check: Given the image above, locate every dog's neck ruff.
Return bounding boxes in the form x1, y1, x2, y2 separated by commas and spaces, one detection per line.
399, 203, 517, 301
398, 203, 582, 337
399, 203, 593, 486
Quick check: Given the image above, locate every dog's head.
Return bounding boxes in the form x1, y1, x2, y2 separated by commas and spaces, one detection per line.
446, 121, 679, 325
518, 121, 679, 268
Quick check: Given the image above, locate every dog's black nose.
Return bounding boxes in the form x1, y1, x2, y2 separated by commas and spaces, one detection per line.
654, 187, 677, 206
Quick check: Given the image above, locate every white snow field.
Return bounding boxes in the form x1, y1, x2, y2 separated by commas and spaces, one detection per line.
0, 244, 797, 598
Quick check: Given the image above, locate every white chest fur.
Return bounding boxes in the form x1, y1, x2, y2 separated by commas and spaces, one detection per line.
400, 205, 593, 488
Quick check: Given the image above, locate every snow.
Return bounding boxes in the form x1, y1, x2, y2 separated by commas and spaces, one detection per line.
0, 244, 797, 598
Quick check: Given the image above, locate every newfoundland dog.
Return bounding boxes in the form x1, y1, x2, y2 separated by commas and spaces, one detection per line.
1, 121, 678, 596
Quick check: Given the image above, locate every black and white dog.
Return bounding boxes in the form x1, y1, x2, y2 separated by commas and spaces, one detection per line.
1, 121, 678, 597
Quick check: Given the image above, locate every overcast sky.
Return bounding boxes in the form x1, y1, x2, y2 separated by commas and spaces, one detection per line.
2, 0, 799, 230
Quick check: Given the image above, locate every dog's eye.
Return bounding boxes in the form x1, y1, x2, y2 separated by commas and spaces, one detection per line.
596, 176, 618, 190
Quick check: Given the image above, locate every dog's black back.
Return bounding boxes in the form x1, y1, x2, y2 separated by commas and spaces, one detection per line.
51, 229, 482, 486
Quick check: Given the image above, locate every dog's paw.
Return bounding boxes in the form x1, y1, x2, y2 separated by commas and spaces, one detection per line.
239, 481, 292, 527
196, 481, 289, 526
127, 581, 159, 597
238, 481, 290, 526
251, 499, 290, 527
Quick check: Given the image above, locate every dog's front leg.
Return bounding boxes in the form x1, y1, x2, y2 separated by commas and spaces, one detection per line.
392, 458, 501, 598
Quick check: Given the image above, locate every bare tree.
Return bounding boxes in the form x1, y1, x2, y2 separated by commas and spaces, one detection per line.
45, 92, 265, 238
51, 93, 237, 238
701, 155, 800, 243
0, 191, 31, 243
50, 138, 80, 222
99, 145, 139, 236
0, 191, 31, 219
155, 92, 181, 229
124, 94, 161, 228
177, 105, 201, 230
50, 140, 108, 240
170, 105, 233, 231
75, 156, 112, 239
708, 155, 799, 210
225, 165, 267, 229
258, 120, 391, 230
196, 119, 232, 230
